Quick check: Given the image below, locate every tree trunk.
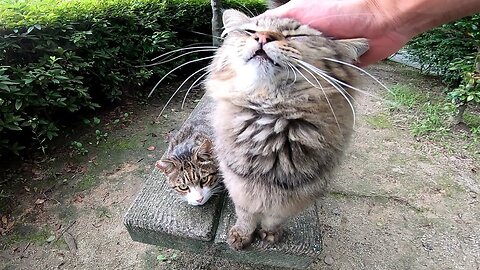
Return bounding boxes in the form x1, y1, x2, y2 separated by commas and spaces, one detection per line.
211, 0, 223, 47
454, 103, 467, 124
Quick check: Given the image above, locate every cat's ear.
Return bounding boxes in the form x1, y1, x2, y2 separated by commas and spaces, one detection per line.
222, 9, 250, 37
193, 139, 213, 162
155, 159, 177, 174
336, 38, 369, 62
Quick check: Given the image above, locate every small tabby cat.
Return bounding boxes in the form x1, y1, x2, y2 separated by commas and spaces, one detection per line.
206, 9, 368, 249
155, 98, 221, 206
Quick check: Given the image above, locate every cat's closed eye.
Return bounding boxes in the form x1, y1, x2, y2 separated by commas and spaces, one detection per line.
284, 34, 311, 39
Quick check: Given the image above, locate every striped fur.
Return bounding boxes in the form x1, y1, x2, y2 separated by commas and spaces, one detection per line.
206, 10, 368, 250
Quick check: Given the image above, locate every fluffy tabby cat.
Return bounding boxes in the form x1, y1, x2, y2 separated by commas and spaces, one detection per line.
206, 9, 368, 249
155, 98, 221, 206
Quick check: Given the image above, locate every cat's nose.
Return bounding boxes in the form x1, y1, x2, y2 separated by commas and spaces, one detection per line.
196, 196, 204, 203
254, 32, 278, 46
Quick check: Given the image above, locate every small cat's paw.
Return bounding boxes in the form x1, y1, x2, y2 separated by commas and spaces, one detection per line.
227, 226, 252, 250
258, 228, 283, 245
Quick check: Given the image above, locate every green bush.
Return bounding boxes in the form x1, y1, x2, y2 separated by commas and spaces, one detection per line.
407, 15, 479, 123
0, 0, 266, 156
407, 15, 479, 86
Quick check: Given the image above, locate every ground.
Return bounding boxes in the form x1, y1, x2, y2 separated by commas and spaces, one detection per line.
0, 61, 479, 269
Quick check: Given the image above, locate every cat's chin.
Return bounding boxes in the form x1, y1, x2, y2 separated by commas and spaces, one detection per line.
187, 199, 207, 206
247, 54, 278, 66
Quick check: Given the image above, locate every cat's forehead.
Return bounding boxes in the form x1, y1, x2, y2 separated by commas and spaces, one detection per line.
246, 16, 318, 35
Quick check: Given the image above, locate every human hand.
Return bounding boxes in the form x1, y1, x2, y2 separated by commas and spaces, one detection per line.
262, 0, 413, 66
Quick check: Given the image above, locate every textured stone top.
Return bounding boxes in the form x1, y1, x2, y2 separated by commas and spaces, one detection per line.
124, 94, 322, 268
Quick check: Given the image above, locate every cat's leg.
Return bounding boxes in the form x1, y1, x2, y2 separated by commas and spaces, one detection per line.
227, 205, 258, 250
258, 214, 287, 245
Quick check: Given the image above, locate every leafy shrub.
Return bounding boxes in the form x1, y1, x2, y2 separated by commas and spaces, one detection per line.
0, 0, 266, 156
407, 15, 479, 123
407, 15, 479, 86
448, 56, 480, 106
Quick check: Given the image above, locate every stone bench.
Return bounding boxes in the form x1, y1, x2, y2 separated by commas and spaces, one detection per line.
123, 96, 322, 269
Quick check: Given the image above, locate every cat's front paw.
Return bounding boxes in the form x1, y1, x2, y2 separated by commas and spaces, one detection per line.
227, 225, 253, 250
258, 228, 283, 245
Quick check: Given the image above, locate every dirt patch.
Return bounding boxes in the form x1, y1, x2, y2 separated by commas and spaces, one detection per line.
1, 61, 479, 269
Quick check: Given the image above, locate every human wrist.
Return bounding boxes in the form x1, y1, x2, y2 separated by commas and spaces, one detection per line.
364, 0, 480, 39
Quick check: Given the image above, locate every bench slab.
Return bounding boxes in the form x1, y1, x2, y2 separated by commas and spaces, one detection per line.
123, 95, 323, 268
124, 168, 225, 252
214, 199, 322, 269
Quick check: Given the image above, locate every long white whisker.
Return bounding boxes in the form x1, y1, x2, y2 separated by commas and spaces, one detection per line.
142, 49, 217, 67
157, 66, 210, 119
296, 60, 358, 102
150, 46, 217, 62
147, 56, 214, 98
295, 59, 357, 126
294, 63, 342, 130
322, 72, 381, 100
287, 63, 298, 86
181, 70, 210, 109
323, 57, 391, 93
188, 30, 225, 40
300, 59, 383, 100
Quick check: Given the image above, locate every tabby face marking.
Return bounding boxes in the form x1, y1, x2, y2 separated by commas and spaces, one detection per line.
213, 10, 368, 95
156, 138, 220, 206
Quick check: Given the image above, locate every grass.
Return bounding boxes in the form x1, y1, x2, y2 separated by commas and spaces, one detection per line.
437, 172, 465, 197
95, 206, 112, 219
364, 113, 392, 129
55, 204, 79, 222
388, 84, 428, 110
2, 224, 51, 246
388, 84, 450, 136
411, 103, 450, 136
464, 112, 480, 127
387, 82, 480, 158
76, 173, 98, 191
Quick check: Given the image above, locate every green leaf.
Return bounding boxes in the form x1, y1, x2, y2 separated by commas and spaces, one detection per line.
156, 254, 167, 261
2, 81, 19, 85
93, 117, 100, 125
467, 95, 474, 102
6, 124, 22, 131
15, 100, 22, 110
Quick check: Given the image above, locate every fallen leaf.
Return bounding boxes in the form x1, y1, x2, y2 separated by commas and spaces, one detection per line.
24, 186, 31, 192
147, 146, 156, 151
63, 232, 77, 253
6, 220, 15, 230
34, 199, 45, 205
73, 194, 85, 203
78, 165, 88, 174
1, 216, 7, 225
46, 235, 56, 243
